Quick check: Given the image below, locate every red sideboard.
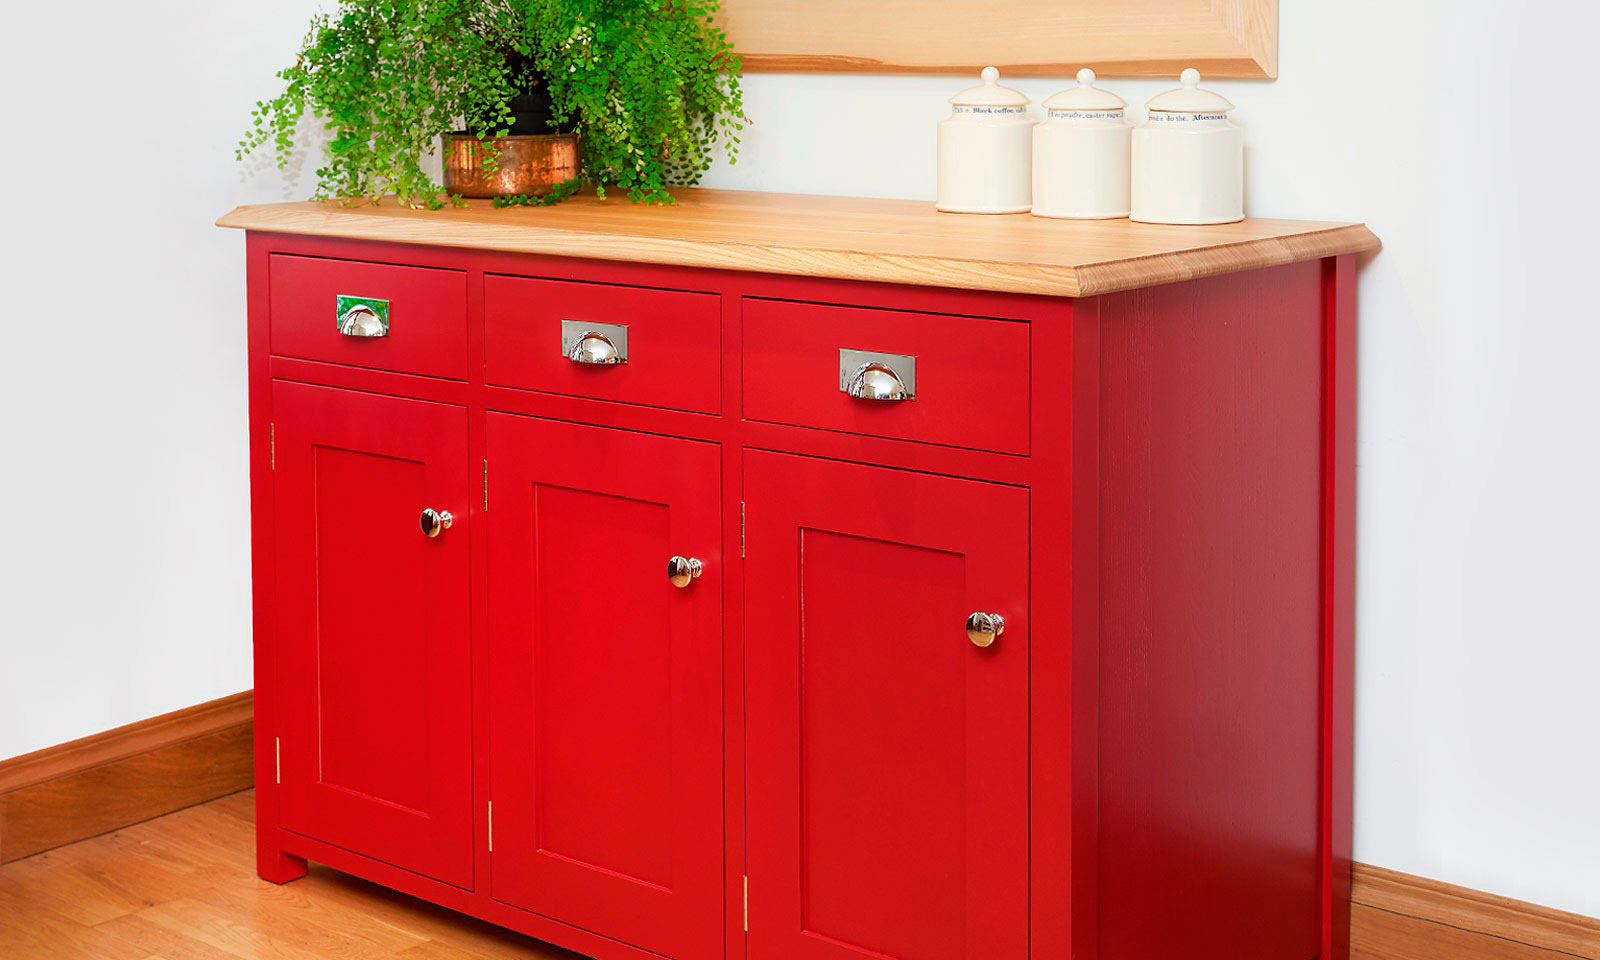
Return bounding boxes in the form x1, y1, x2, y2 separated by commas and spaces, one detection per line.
220, 189, 1376, 960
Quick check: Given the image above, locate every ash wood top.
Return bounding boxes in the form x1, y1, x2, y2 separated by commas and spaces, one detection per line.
217, 188, 1378, 298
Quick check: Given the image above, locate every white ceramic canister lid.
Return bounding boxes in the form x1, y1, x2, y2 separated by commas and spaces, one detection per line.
1042, 68, 1126, 114
1144, 68, 1234, 114
950, 66, 1031, 112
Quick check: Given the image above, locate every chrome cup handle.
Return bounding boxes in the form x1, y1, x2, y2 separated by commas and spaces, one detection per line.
336, 295, 390, 338
846, 362, 909, 402
339, 305, 386, 337
568, 332, 622, 364
561, 320, 628, 364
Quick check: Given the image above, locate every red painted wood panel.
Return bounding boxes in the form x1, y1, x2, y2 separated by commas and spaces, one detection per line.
742, 299, 1030, 454
486, 414, 722, 960
246, 231, 1356, 960
1094, 262, 1325, 960
1321, 255, 1359, 960
269, 255, 469, 379
270, 380, 474, 889
744, 450, 1029, 960
247, 234, 308, 885
1027, 296, 1098, 960
484, 275, 721, 413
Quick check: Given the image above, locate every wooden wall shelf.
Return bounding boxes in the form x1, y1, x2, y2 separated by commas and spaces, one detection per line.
720, 0, 1279, 78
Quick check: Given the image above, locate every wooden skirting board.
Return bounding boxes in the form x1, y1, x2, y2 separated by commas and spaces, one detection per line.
0, 691, 254, 863
0, 693, 1593, 960
1353, 864, 1599, 960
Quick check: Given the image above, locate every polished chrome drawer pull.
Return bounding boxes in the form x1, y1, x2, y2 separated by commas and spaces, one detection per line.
562, 319, 629, 364
840, 349, 916, 401
336, 295, 390, 337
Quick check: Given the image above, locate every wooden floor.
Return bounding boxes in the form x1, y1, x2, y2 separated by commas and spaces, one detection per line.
0, 791, 578, 960
0, 790, 1571, 960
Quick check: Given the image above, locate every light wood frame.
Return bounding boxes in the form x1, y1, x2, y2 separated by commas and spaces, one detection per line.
719, 0, 1277, 79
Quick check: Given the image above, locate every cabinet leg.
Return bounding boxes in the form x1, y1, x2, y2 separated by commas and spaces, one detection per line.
258, 847, 308, 884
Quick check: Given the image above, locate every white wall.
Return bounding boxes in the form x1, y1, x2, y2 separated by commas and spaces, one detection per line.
0, 5, 318, 756
2, 0, 1595, 920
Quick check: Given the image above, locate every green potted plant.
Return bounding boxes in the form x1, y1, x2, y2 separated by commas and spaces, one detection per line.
240, 0, 746, 208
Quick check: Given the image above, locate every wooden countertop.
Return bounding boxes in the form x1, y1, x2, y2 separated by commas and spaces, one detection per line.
217, 188, 1378, 298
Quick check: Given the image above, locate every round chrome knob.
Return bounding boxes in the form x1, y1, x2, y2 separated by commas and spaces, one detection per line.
568, 332, 623, 364
966, 612, 1005, 648
420, 508, 454, 538
667, 556, 704, 588
845, 363, 909, 402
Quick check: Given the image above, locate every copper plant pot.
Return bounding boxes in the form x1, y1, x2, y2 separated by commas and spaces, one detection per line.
443, 133, 579, 198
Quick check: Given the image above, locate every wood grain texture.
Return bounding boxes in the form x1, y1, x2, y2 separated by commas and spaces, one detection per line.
1352, 904, 1576, 960
0, 792, 579, 960
1, 793, 1590, 960
0, 691, 252, 794
216, 189, 1378, 299
1353, 864, 1600, 960
0, 692, 254, 863
721, 0, 1278, 78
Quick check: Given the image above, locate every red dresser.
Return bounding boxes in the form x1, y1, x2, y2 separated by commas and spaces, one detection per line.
221, 189, 1376, 960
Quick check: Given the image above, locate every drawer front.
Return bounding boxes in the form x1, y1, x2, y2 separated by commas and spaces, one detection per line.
743, 299, 1030, 454
485, 276, 721, 414
269, 255, 469, 379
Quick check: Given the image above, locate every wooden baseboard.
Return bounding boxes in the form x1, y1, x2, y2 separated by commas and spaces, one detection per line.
0, 691, 254, 863
1353, 862, 1599, 959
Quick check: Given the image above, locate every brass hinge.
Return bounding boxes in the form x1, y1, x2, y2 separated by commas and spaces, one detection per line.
487, 800, 494, 852
743, 875, 749, 931
269, 423, 276, 471
483, 459, 489, 512
739, 501, 746, 558
274, 737, 281, 784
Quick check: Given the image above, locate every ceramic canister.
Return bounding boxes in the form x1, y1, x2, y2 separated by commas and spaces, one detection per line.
1131, 69, 1244, 225
937, 67, 1035, 214
1032, 68, 1131, 219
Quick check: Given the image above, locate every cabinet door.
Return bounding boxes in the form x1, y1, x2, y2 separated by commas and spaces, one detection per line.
745, 451, 1030, 960
487, 415, 722, 960
271, 381, 473, 888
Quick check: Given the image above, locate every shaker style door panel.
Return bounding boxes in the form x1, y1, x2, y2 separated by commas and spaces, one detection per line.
743, 450, 1030, 960
486, 414, 722, 960
270, 381, 473, 889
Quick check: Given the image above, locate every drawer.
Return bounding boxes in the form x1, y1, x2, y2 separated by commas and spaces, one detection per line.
742, 299, 1030, 454
485, 276, 721, 414
269, 255, 468, 379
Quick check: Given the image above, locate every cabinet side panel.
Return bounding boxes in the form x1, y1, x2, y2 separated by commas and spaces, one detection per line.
1096, 261, 1324, 960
